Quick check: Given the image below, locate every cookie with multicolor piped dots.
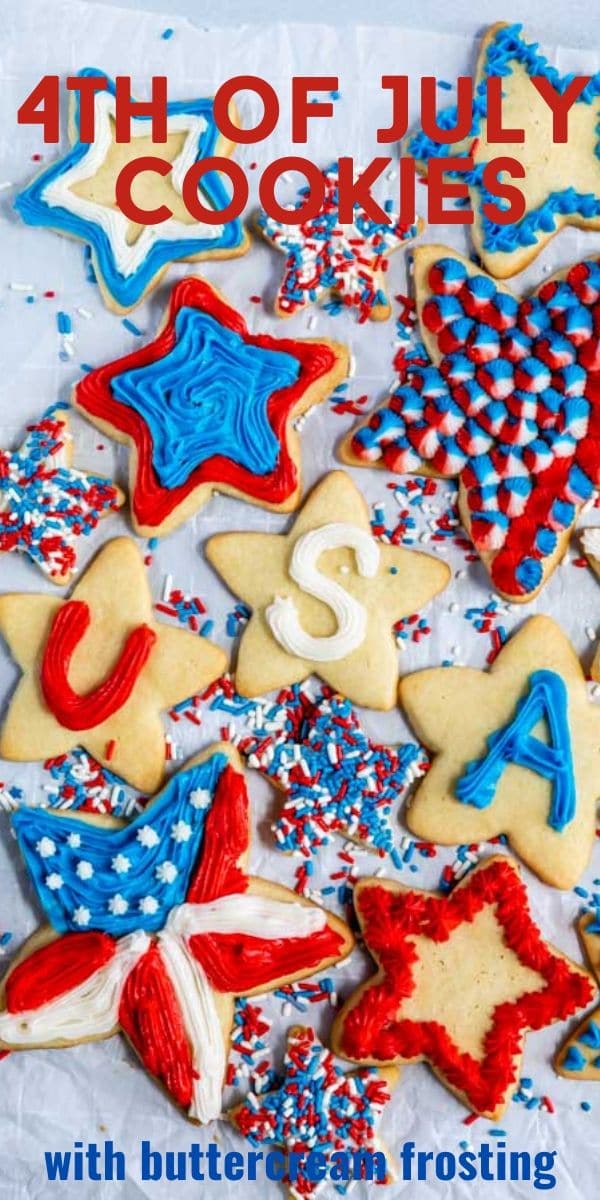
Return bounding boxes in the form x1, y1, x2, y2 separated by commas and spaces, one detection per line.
341, 245, 600, 603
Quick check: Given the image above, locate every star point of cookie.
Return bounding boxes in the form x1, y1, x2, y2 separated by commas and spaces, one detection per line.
74, 277, 349, 535
400, 615, 600, 890
0, 537, 226, 792
0, 746, 353, 1122
15, 69, 249, 312
258, 161, 421, 322
0, 404, 123, 584
406, 22, 600, 277
229, 1025, 398, 1198
206, 471, 450, 710
556, 912, 600, 1081
332, 856, 595, 1118
343, 245, 600, 602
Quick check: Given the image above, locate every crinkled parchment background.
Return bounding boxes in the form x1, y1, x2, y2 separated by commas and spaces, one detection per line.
0, 1, 599, 1196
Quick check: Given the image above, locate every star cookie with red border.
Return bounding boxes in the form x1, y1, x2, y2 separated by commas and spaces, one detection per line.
331, 856, 595, 1118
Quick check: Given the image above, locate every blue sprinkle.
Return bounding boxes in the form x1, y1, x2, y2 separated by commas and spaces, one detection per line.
200, 619, 214, 638
581, 1101, 591, 1112
437, 80, 453, 90
122, 318, 144, 336
57, 311, 72, 334
161, 27, 174, 38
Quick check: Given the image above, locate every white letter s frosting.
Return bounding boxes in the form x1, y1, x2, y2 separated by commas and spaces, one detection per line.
266, 523, 380, 662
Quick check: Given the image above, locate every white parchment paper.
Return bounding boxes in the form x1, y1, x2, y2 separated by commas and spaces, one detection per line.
0, 2, 599, 1197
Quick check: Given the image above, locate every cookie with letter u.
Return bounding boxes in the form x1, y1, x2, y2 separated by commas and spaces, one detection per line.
206, 471, 450, 710
0, 538, 226, 792
0, 745, 353, 1122
400, 615, 600, 889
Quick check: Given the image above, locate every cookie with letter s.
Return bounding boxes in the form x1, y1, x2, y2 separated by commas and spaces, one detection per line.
0, 744, 353, 1123
206, 470, 450, 710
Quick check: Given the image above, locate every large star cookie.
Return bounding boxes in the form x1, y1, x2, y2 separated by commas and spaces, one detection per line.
236, 681, 424, 857
331, 856, 595, 1118
556, 913, 600, 1080
230, 1026, 398, 1198
400, 615, 600, 890
15, 69, 249, 312
206, 471, 450, 710
406, 23, 600, 278
0, 404, 123, 583
0, 745, 352, 1122
258, 161, 421, 322
342, 246, 600, 602
75, 277, 348, 535
0, 537, 226, 791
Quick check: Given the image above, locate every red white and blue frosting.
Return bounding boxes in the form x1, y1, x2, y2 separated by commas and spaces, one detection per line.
350, 253, 600, 598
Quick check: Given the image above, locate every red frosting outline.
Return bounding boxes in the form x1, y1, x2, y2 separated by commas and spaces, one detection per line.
338, 857, 595, 1115
6, 932, 116, 1013
75, 277, 339, 527
40, 600, 157, 731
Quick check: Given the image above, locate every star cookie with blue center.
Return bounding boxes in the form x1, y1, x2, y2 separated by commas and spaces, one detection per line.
0, 537, 226, 792
342, 245, 600, 602
0, 404, 123, 584
0, 745, 352, 1122
406, 23, 600, 278
74, 277, 349, 535
400, 615, 600, 890
230, 1026, 398, 1198
15, 69, 249, 312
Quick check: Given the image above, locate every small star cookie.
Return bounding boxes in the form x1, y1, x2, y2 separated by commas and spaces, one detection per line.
0, 537, 226, 791
556, 913, 600, 1081
75, 277, 349, 536
342, 246, 600, 602
332, 856, 595, 1118
229, 1025, 398, 1198
406, 23, 600, 278
206, 471, 450, 710
16, 69, 249, 312
258, 161, 421, 322
400, 615, 600, 890
0, 404, 123, 583
0, 745, 352, 1122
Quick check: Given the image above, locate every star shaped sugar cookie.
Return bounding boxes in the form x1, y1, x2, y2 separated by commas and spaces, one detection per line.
258, 161, 421, 323
0, 745, 352, 1122
0, 537, 226, 792
237, 682, 424, 857
556, 912, 600, 1081
75, 277, 349, 535
229, 1026, 398, 1198
206, 471, 450, 710
400, 615, 600, 890
342, 246, 600, 602
331, 856, 595, 1118
0, 404, 123, 583
15, 69, 249, 312
406, 22, 600, 278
